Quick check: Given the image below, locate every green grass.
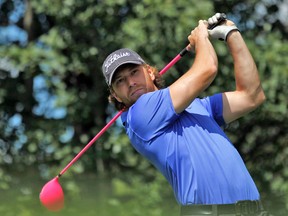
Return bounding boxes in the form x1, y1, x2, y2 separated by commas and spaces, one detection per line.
0, 170, 286, 216
0, 171, 179, 216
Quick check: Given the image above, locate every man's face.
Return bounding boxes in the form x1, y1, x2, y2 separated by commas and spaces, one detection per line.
111, 64, 157, 107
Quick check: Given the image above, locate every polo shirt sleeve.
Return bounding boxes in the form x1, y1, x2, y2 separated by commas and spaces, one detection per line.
200, 93, 226, 127
126, 88, 178, 141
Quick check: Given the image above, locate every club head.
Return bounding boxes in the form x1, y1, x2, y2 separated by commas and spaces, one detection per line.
39, 177, 64, 211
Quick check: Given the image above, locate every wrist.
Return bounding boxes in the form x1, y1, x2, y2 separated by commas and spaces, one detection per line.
226, 28, 240, 42
194, 37, 210, 52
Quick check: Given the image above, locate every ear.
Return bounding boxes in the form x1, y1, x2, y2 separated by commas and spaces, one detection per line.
146, 65, 156, 81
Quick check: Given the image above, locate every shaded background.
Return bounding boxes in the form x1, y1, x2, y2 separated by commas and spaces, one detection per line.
0, 0, 287, 215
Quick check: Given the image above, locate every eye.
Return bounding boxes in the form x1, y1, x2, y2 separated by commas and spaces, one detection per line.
131, 68, 138, 75
115, 77, 124, 85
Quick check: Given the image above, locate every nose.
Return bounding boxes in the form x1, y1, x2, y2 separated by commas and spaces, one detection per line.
127, 76, 136, 88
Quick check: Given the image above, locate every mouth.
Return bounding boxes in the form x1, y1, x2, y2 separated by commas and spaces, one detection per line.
130, 88, 144, 97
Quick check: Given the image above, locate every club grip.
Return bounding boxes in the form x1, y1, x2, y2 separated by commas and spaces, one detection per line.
207, 13, 227, 30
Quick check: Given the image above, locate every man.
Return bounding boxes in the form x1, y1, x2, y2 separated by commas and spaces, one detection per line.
102, 13, 268, 216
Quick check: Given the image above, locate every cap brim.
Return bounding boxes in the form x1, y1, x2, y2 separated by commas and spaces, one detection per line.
108, 60, 144, 85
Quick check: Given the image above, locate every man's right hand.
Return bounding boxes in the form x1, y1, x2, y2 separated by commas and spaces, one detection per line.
188, 20, 210, 50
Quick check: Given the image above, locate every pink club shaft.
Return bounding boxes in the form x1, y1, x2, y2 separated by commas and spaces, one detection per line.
58, 110, 123, 176
159, 54, 182, 75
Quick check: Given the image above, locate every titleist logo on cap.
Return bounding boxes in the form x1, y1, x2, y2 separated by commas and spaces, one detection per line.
104, 51, 131, 73
102, 48, 145, 85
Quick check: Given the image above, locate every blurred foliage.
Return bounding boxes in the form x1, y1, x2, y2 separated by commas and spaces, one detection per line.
109, 172, 177, 216
0, 0, 287, 215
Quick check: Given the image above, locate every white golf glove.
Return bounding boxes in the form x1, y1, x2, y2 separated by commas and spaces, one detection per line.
208, 13, 239, 41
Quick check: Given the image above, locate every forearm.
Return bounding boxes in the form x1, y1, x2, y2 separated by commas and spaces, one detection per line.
207, 13, 266, 123
227, 31, 265, 103
194, 35, 218, 72
221, 31, 266, 123
170, 36, 218, 113
185, 36, 218, 92
188, 36, 218, 88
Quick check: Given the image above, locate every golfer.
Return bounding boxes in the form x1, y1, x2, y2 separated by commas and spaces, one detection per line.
102, 13, 270, 216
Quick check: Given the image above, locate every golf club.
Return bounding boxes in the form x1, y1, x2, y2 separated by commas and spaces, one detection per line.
39, 13, 227, 212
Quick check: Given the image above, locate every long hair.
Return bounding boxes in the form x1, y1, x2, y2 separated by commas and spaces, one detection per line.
108, 64, 165, 111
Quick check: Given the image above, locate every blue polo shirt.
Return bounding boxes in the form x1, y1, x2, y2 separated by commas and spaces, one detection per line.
121, 88, 259, 205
